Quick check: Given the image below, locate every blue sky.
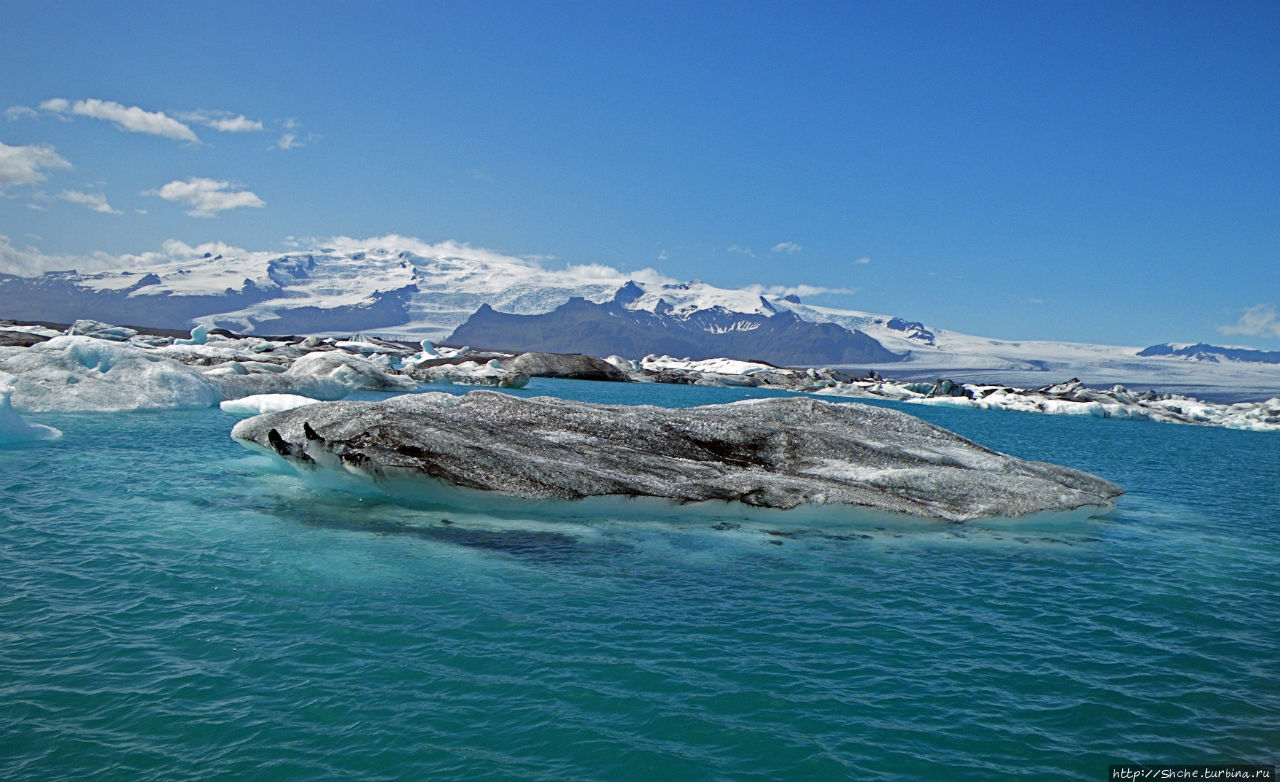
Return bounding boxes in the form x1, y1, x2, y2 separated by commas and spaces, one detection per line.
2, 1, 1277, 347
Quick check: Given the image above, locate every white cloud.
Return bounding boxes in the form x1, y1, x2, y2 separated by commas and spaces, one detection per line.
627, 267, 679, 286
1218, 304, 1280, 339
145, 177, 265, 217
727, 245, 756, 258
273, 119, 315, 150
156, 238, 249, 259
43, 97, 199, 142
26, 202, 48, 211
0, 141, 71, 189
470, 169, 494, 182
771, 241, 802, 254
178, 110, 264, 133
58, 189, 122, 215
657, 251, 668, 261
854, 256, 871, 265
212, 115, 263, 132
5, 105, 37, 121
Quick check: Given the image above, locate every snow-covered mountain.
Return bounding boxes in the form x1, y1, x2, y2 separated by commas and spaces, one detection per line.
1136, 343, 1280, 364
2, 235, 1278, 399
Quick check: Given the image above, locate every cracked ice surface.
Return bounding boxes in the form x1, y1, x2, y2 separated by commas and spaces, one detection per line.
232, 391, 1123, 522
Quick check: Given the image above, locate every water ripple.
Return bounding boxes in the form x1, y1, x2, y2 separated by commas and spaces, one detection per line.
2, 397, 1278, 780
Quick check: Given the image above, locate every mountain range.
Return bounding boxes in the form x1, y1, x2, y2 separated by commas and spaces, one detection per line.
2, 236, 1278, 399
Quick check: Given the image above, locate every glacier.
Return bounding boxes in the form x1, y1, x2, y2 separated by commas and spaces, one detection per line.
230, 391, 1123, 523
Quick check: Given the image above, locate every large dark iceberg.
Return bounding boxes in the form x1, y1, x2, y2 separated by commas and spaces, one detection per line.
231, 391, 1122, 522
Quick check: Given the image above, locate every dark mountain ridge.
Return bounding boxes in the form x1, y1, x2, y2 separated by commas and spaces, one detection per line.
446, 293, 902, 366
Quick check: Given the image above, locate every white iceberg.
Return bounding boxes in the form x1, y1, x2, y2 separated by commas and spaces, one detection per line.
284, 350, 418, 392
817, 378, 1280, 432
220, 393, 324, 417
0, 335, 221, 412
173, 324, 208, 345
66, 319, 138, 342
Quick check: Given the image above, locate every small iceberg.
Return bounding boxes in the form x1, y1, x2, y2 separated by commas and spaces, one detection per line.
220, 393, 325, 417
231, 391, 1123, 523
0, 374, 60, 442
173, 324, 208, 346
284, 350, 418, 392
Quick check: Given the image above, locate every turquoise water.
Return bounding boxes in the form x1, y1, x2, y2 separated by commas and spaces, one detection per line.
2, 379, 1277, 780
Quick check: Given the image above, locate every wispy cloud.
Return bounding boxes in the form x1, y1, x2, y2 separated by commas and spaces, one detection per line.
854, 256, 871, 265
1218, 304, 1280, 339
470, 169, 494, 182
0, 141, 71, 189
745, 283, 858, 298
771, 241, 802, 254
5, 105, 37, 121
41, 97, 199, 142
273, 118, 313, 150
177, 110, 264, 133
58, 189, 122, 215
145, 177, 264, 217
727, 245, 756, 258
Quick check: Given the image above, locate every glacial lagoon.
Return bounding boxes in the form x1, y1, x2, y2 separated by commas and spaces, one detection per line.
2, 379, 1277, 780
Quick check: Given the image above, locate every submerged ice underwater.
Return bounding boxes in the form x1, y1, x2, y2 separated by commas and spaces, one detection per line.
2, 378, 1277, 780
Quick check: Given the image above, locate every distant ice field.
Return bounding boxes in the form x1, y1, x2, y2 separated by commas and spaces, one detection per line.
2, 379, 1277, 781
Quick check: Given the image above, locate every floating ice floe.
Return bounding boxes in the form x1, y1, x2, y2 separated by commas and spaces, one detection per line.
284, 350, 419, 392
333, 333, 412, 356
604, 353, 848, 391
0, 327, 55, 348
409, 358, 530, 388
220, 393, 324, 417
66, 319, 138, 342
816, 378, 1280, 433
0, 373, 61, 442
205, 371, 349, 402
0, 335, 221, 412
502, 352, 625, 381
231, 391, 1123, 523
173, 324, 208, 346
638, 354, 795, 377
